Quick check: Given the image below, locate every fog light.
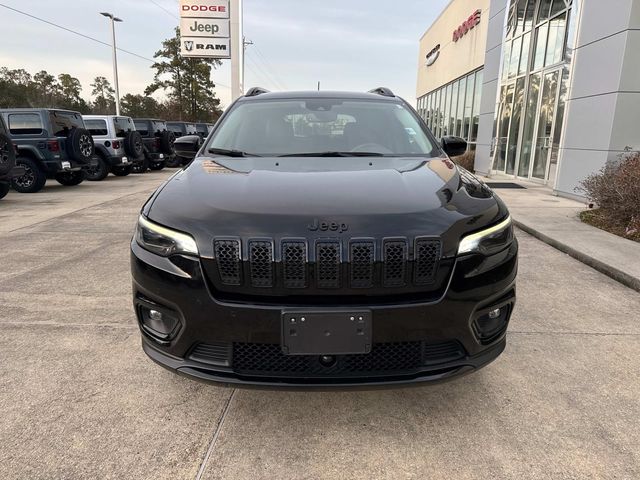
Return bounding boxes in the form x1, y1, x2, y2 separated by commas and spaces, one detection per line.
138, 304, 181, 342
472, 305, 511, 344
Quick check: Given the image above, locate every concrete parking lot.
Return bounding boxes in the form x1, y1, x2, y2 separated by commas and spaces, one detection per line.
1, 172, 639, 479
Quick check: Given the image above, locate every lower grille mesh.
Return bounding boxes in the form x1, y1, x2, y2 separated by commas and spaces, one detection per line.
230, 340, 465, 377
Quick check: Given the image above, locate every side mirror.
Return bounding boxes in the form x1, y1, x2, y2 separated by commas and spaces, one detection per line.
441, 136, 468, 157
173, 135, 202, 160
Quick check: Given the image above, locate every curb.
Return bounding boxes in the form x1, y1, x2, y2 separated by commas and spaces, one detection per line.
513, 220, 640, 294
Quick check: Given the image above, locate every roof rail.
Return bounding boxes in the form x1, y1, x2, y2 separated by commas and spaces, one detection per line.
368, 87, 395, 97
245, 87, 270, 97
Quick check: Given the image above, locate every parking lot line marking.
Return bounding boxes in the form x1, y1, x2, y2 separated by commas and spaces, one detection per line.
195, 388, 237, 480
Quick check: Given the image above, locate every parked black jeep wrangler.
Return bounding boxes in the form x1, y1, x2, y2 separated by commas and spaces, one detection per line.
0, 115, 26, 200
0, 109, 96, 193
131, 119, 175, 173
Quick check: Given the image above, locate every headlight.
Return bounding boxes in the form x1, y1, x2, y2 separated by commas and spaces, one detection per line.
457, 215, 513, 256
135, 215, 198, 257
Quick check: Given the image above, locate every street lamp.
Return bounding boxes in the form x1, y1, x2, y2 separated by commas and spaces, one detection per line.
100, 12, 123, 115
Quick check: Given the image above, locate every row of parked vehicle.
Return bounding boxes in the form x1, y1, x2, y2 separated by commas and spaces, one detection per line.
0, 107, 214, 199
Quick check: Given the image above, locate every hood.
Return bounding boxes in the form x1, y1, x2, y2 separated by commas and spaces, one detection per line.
147, 156, 504, 258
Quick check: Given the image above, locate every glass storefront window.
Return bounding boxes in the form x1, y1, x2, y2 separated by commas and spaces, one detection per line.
470, 70, 483, 142
538, 0, 553, 22
509, 36, 522, 78
532, 22, 549, 71
545, 12, 567, 66
506, 77, 525, 174
519, 32, 531, 75
463, 73, 475, 139
502, 41, 512, 79
524, 0, 536, 31
449, 81, 459, 135
517, 72, 541, 176
442, 84, 452, 136
455, 77, 467, 137
419, 68, 482, 145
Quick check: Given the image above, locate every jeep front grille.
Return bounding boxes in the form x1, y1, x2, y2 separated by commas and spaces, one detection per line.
211, 236, 443, 292
282, 241, 307, 288
316, 241, 341, 288
248, 240, 273, 287
214, 240, 242, 285
383, 240, 408, 287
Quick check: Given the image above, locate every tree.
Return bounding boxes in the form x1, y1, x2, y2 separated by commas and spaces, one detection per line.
0, 68, 32, 107
91, 76, 116, 115
145, 27, 223, 122
121, 93, 163, 118
33, 70, 61, 107
57, 73, 89, 111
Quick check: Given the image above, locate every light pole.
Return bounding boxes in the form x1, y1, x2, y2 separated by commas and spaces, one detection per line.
100, 12, 122, 115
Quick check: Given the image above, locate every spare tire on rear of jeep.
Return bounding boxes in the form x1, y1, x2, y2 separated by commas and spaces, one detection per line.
124, 131, 144, 158
160, 130, 176, 154
0, 132, 16, 176
66, 127, 94, 163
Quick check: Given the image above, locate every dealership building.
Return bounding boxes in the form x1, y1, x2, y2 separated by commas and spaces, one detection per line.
416, 0, 639, 199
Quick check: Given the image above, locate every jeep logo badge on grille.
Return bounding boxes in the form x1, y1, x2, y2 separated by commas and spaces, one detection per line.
307, 219, 348, 233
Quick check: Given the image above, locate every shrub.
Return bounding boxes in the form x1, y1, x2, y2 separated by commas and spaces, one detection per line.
452, 150, 475, 171
578, 151, 640, 238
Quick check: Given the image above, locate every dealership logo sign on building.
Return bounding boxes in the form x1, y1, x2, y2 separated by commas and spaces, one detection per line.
179, 0, 231, 58
452, 10, 481, 42
425, 44, 440, 67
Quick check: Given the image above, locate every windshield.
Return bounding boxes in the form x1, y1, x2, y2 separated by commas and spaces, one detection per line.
207, 98, 436, 157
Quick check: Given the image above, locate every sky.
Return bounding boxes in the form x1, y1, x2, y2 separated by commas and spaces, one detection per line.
0, 0, 449, 109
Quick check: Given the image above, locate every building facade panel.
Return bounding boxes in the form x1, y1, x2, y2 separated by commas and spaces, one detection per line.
416, 0, 638, 198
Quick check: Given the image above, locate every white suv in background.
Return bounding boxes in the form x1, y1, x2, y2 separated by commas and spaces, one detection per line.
83, 115, 144, 180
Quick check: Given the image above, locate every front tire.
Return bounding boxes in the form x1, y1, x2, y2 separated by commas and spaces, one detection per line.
54, 171, 85, 186
85, 156, 110, 181
11, 157, 47, 193
0, 182, 10, 199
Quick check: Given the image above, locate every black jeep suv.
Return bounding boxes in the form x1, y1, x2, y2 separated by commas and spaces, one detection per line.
132, 119, 175, 173
0, 115, 26, 200
0, 108, 95, 192
131, 88, 518, 388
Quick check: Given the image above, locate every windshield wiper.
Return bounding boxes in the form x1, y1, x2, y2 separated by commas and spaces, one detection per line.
207, 148, 261, 157
278, 151, 386, 157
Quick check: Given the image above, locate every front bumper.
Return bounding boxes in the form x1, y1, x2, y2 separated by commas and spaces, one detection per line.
131, 240, 518, 388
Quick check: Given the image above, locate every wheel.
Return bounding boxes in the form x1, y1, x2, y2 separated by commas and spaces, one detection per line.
0, 132, 16, 176
11, 157, 47, 193
124, 131, 144, 158
0, 182, 10, 199
132, 156, 149, 174
54, 171, 85, 186
85, 155, 110, 181
149, 162, 165, 171
111, 164, 132, 176
66, 128, 95, 163
160, 130, 176, 155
